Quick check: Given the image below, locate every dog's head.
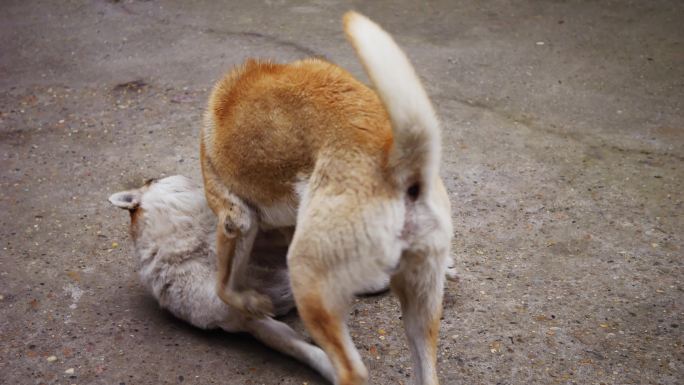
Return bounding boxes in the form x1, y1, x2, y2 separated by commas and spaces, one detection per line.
108, 175, 215, 247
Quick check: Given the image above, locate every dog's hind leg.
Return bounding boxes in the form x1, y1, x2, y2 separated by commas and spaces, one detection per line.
214, 202, 275, 318
390, 180, 453, 384
202, 148, 274, 318
288, 237, 371, 385
238, 317, 336, 383
204, 173, 273, 317
390, 248, 448, 385
291, 276, 367, 385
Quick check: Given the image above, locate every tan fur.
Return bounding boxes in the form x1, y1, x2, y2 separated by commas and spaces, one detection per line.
202, 58, 394, 207
201, 12, 452, 385
128, 206, 143, 239
201, 58, 399, 318
298, 292, 358, 385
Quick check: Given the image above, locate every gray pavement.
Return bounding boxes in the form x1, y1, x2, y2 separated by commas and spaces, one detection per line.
1, 1, 682, 384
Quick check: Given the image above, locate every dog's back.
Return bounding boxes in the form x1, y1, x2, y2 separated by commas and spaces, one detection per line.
202, 58, 394, 208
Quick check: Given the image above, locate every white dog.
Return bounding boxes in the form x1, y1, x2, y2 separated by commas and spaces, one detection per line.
109, 175, 335, 382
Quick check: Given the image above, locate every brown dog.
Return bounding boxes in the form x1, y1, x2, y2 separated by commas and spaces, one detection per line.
200, 12, 453, 385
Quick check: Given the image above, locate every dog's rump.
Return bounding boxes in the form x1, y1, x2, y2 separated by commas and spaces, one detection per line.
203, 58, 395, 207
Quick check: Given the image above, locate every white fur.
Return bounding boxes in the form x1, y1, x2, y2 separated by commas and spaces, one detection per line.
265, 179, 308, 229
109, 190, 141, 210
345, 12, 442, 191
109, 176, 335, 383
259, 200, 298, 229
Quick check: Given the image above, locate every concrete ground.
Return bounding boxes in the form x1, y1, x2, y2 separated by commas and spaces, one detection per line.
1, 0, 682, 384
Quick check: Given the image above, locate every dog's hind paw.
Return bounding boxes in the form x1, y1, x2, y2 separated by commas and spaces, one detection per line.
236, 290, 275, 319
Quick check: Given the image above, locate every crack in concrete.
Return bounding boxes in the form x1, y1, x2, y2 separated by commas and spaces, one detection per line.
435, 94, 684, 162
102, 0, 323, 58
211, 30, 324, 58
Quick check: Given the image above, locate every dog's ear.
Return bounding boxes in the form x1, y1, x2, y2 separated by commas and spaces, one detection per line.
108, 190, 141, 210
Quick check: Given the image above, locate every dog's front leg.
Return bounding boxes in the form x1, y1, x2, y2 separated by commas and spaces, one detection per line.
391, 250, 447, 385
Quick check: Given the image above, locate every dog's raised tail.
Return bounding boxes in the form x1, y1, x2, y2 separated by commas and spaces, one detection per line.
343, 11, 441, 195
